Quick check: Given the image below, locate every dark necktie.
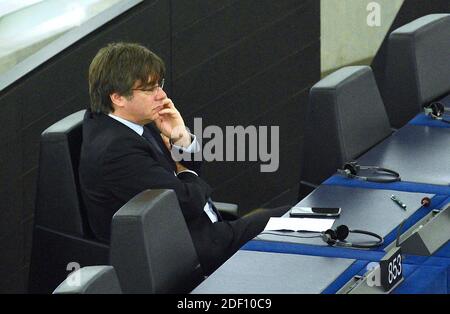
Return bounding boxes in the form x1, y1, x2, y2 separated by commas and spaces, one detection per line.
142, 126, 164, 155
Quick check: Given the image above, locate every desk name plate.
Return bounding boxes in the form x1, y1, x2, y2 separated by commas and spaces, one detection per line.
337, 247, 404, 294
380, 246, 403, 291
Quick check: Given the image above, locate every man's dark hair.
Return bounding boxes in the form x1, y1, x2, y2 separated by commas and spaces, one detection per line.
88, 42, 165, 114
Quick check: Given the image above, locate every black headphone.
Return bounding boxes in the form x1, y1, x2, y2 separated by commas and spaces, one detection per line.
423, 102, 450, 123
322, 225, 384, 249
337, 161, 401, 183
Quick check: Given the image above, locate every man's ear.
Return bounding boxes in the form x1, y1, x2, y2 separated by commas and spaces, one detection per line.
110, 92, 126, 109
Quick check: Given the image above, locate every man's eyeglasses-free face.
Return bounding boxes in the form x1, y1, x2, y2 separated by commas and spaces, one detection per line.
133, 78, 165, 95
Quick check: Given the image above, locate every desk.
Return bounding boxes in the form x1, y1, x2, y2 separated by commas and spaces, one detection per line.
240, 190, 449, 293
191, 250, 449, 294
191, 250, 358, 294
355, 125, 450, 186
216, 101, 450, 294
255, 185, 438, 249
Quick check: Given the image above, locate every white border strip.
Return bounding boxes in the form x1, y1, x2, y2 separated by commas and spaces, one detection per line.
0, 0, 143, 92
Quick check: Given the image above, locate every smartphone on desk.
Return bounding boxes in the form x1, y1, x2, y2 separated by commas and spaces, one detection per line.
289, 206, 341, 218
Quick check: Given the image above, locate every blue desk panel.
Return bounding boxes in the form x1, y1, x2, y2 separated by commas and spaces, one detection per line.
324, 175, 450, 195
434, 240, 450, 259
395, 251, 450, 293
355, 125, 450, 186
243, 240, 386, 260
409, 113, 450, 128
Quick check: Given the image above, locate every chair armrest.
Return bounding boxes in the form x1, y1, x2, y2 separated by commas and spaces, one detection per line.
213, 202, 239, 220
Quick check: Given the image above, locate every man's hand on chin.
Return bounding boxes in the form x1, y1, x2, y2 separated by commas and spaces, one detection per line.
154, 98, 191, 148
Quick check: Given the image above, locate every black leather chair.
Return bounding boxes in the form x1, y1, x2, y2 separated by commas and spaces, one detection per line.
110, 189, 205, 293
299, 66, 392, 198
53, 266, 122, 294
381, 14, 450, 128
29, 110, 237, 293
29, 110, 110, 293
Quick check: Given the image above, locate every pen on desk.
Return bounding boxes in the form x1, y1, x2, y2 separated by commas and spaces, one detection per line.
391, 195, 407, 210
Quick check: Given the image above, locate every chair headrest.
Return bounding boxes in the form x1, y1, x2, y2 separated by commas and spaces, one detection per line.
110, 189, 204, 293
42, 110, 86, 138
302, 66, 392, 185
391, 14, 450, 104
35, 110, 89, 236
383, 14, 450, 127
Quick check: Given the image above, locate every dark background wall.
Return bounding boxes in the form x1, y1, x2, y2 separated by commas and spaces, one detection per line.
0, 0, 319, 293
171, 0, 320, 210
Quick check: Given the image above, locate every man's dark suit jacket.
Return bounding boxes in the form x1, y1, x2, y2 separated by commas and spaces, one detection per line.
79, 110, 235, 274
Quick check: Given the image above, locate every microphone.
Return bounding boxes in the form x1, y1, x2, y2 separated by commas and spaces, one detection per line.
395, 219, 407, 247
421, 197, 431, 207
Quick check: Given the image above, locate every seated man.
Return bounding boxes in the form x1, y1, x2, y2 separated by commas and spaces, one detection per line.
79, 42, 289, 275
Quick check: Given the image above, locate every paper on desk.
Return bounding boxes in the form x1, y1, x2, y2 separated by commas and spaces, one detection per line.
264, 217, 335, 232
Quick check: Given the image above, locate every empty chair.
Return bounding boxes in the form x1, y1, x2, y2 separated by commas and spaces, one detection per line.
299, 66, 392, 198
381, 14, 450, 128
53, 266, 122, 294
29, 110, 109, 293
110, 189, 204, 294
